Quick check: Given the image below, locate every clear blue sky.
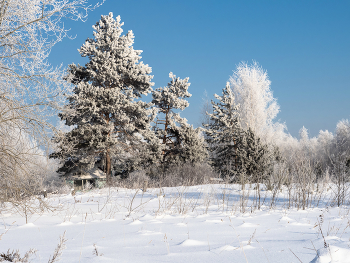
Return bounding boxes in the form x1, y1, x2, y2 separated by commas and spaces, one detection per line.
49, 0, 350, 138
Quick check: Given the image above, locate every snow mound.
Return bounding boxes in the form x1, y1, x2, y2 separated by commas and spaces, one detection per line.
18, 223, 35, 228
129, 220, 142, 225
58, 221, 73, 226
205, 219, 223, 223
309, 246, 350, 263
179, 239, 206, 246
217, 245, 238, 252
280, 216, 294, 221
243, 244, 255, 250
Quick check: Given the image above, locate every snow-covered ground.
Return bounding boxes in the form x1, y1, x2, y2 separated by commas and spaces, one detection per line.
1, 184, 350, 262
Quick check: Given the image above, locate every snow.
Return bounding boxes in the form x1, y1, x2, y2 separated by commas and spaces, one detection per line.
310, 246, 350, 263
1, 184, 350, 262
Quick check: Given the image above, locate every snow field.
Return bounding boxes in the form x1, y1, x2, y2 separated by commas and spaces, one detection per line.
1, 184, 350, 262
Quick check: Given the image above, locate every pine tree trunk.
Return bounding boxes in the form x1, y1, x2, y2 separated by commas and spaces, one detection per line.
162, 106, 170, 162
106, 149, 112, 186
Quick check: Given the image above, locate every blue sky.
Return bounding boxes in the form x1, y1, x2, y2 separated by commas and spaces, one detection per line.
49, 0, 350, 138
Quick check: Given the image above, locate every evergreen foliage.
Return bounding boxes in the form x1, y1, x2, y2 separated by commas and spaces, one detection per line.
152, 73, 207, 168
204, 82, 242, 180
237, 128, 272, 184
51, 13, 159, 184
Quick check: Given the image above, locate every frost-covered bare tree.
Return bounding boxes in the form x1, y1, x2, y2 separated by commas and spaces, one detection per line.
0, 127, 46, 201
0, 0, 102, 144
0, 0, 101, 201
152, 72, 207, 169
229, 62, 286, 145
275, 121, 350, 208
327, 120, 350, 206
291, 127, 318, 210
51, 13, 158, 185
314, 129, 334, 178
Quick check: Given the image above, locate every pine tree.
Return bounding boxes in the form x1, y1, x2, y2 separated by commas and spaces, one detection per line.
51, 13, 157, 185
205, 82, 242, 180
152, 73, 207, 168
237, 127, 273, 208
237, 128, 272, 183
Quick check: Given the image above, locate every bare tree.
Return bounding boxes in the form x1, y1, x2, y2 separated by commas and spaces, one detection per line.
0, 0, 103, 142
0, 0, 102, 203
229, 61, 287, 146
328, 120, 350, 206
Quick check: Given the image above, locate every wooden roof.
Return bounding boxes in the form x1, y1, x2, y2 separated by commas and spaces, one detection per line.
69, 167, 106, 180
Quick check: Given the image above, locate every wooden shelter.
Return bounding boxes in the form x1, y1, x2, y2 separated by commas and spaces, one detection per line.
68, 167, 106, 190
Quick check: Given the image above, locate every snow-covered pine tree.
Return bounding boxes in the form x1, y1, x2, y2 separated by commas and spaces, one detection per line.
235, 127, 273, 209
51, 13, 158, 185
237, 127, 272, 184
152, 73, 207, 168
205, 82, 242, 180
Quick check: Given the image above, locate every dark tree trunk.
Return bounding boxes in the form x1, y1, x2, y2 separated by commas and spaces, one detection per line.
106, 149, 112, 186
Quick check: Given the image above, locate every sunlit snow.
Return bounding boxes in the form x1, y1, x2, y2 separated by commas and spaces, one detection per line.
1, 184, 350, 262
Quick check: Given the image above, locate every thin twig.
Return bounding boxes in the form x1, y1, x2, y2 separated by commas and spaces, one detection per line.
310, 241, 320, 259
255, 239, 270, 263
289, 248, 303, 263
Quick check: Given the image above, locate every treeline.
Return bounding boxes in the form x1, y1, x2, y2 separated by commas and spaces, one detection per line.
1, 8, 349, 208
50, 13, 350, 206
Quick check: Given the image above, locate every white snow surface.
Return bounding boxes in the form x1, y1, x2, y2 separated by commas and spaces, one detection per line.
1, 184, 350, 262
